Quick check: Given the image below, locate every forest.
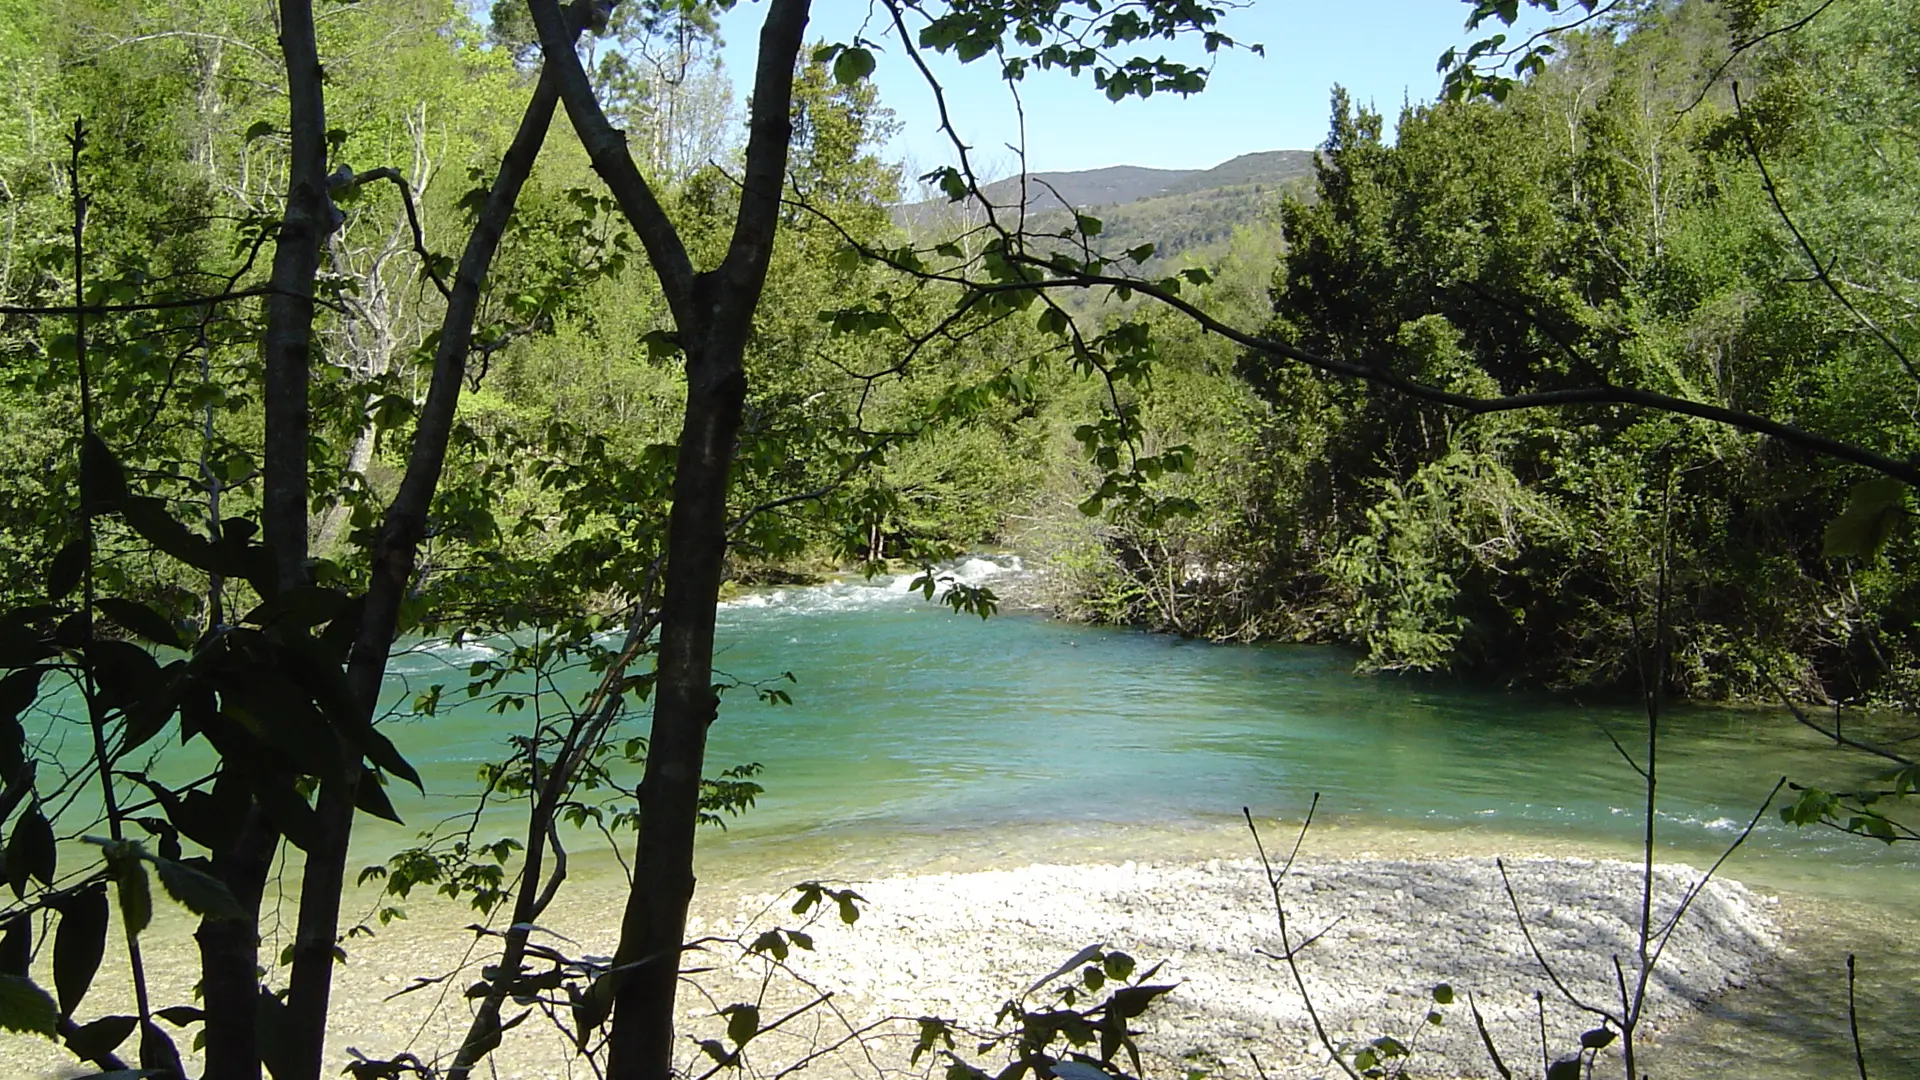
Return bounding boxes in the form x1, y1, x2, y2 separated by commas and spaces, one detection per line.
1, 0, 1917, 1078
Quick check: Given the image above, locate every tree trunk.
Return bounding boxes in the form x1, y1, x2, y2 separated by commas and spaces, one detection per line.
521, 0, 809, 1074
262, 0, 332, 593
279, 36, 580, 1079
193, 798, 277, 1080
605, 343, 746, 1080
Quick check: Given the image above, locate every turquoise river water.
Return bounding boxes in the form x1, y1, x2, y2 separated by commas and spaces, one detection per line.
22, 556, 1920, 1075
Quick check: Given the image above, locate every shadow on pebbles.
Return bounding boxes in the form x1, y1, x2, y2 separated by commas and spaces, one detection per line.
690, 856, 1779, 1080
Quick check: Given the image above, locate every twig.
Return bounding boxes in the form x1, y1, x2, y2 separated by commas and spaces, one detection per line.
1758, 667, 1913, 766
1495, 859, 1621, 1027
1648, 777, 1786, 969
1848, 953, 1869, 1080
1244, 801, 1362, 1080
333, 166, 451, 298
688, 992, 836, 1080
1733, 82, 1919, 385
803, 209, 1920, 489
1536, 990, 1549, 1079
1468, 991, 1513, 1080
1676, 0, 1844, 117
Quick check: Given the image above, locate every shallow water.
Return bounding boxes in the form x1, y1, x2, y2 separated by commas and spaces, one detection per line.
374, 559, 1915, 880
371, 559, 1920, 1076
22, 557, 1920, 1076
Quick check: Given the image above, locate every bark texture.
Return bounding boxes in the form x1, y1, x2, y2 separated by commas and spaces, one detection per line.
528, 1, 812, 1077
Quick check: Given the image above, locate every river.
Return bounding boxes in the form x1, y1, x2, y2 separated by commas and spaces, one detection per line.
365, 555, 1920, 1077
16, 556, 1919, 1076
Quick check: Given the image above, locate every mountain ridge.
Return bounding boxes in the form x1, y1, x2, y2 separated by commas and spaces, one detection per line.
896, 149, 1318, 271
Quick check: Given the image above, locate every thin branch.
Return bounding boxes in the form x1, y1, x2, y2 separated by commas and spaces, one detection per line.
1758, 667, 1915, 766
1494, 858, 1622, 1027
727, 444, 889, 536
1849, 953, 1869, 1080
334, 166, 451, 299
0, 284, 334, 316
1243, 801, 1362, 1080
1649, 777, 1785, 967
1734, 82, 1919, 384
804, 198, 1920, 489
528, 0, 697, 328
1676, 0, 1844, 117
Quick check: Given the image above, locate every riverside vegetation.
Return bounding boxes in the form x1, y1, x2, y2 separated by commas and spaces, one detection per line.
0, 0, 1916, 1078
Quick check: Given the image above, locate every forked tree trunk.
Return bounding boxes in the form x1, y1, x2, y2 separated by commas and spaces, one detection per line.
528, 0, 810, 1076
198, 2, 335, 1077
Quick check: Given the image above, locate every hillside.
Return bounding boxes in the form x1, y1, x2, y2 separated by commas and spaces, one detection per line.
897, 150, 1317, 270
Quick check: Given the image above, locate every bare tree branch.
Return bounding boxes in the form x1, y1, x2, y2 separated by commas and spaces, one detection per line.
528, 0, 698, 328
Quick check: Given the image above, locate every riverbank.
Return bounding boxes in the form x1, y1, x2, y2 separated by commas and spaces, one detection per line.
9, 821, 1874, 1080
698, 853, 1778, 1080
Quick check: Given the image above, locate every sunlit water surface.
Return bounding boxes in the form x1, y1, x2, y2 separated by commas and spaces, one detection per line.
28, 557, 1920, 1076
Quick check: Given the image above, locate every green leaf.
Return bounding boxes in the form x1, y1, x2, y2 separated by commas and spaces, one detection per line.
1823, 477, 1909, 558
832, 47, 875, 85
724, 1002, 759, 1047
107, 847, 152, 938
242, 586, 348, 631
1105, 983, 1174, 1019
86, 640, 164, 719
1431, 982, 1454, 1005
0, 973, 58, 1036
748, 930, 789, 961
118, 498, 224, 576
248, 774, 323, 852
1546, 1059, 1581, 1080
7, 802, 55, 896
48, 540, 87, 603
0, 665, 41, 724
66, 1014, 138, 1059
52, 884, 108, 1018
80, 433, 129, 513
353, 774, 404, 824
154, 1006, 203, 1027
0, 913, 27, 977
1028, 943, 1106, 995
140, 1017, 184, 1078
1579, 1026, 1616, 1050
151, 858, 245, 921
95, 599, 183, 650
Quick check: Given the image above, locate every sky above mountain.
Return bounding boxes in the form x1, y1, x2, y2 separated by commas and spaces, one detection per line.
716, 0, 1508, 178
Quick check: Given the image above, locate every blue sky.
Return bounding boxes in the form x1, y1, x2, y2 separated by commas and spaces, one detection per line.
715, 0, 1499, 177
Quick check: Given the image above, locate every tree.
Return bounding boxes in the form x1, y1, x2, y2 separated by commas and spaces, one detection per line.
7, 2, 1918, 1079
0, 2, 1245, 1079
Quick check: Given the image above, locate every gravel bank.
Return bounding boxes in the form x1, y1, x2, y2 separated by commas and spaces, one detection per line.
3, 853, 1781, 1080
701, 855, 1780, 1080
